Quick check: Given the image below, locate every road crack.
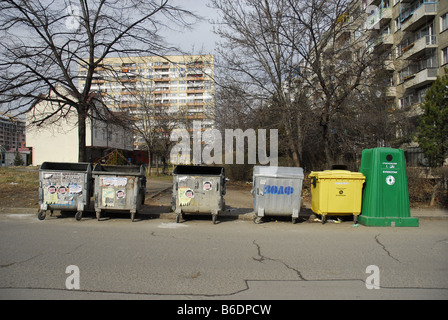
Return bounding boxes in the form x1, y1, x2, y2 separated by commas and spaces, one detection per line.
375, 234, 400, 263
252, 240, 307, 281
0, 254, 41, 268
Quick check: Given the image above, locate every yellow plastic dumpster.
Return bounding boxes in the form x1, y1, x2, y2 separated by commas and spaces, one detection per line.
309, 170, 365, 224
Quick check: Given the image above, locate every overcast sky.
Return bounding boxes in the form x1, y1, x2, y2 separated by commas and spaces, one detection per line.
164, 0, 219, 55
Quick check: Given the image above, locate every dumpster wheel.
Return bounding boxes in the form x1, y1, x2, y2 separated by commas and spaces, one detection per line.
75, 211, 82, 221
212, 214, 217, 225
254, 216, 263, 224
37, 210, 46, 221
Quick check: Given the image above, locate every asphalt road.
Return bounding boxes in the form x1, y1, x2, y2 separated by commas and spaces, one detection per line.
0, 211, 447, 301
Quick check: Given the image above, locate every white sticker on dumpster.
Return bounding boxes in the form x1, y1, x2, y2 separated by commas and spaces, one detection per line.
116, 190, 126, 199
101, 177, 127, 187
179, 187, 194, 206
203, 181, 212, 191
69, 184, 82, 194
102, 188, 115, 206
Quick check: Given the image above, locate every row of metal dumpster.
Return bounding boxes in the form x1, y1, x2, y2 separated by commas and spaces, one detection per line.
37, 148, 419, 227
171, 147, 417, 227
38, 163, 146, 222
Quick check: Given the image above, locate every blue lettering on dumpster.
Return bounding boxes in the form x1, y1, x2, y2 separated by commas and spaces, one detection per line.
263, 185, 294, 195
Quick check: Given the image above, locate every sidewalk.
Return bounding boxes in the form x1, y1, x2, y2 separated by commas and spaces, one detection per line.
409, 207, 448, 220
1, 205, 447, 221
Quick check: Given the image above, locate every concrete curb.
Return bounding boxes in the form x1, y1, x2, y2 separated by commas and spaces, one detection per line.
1, 206, 448, 221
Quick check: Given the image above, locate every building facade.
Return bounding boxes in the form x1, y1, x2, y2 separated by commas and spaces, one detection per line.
367, 0, 448, 112
78, 55, 215, 150
0, 114, 26, 151
26, 87, 133, 166
367, 0, 448, 164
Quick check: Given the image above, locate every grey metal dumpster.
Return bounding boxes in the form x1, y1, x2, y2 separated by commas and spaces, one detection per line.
92, 164, 146, 222
38, 162, 92, 221
172, 165, 226, 224
252, 166, 304, 223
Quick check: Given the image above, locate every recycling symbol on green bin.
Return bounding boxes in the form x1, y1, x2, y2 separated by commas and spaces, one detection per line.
386, 175, 395, 186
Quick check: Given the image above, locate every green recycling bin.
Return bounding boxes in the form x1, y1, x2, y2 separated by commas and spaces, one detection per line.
359, 148, 419, 227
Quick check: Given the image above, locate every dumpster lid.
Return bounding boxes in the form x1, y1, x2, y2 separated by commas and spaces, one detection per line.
40, 162, 92, 172
173, 165, 224, 176
309, 170, 365, 180
93, 164, 145, 176
253, 166, 304, 179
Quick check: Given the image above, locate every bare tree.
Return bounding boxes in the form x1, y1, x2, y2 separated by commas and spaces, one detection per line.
283, 0, 387, 165
0, 0, 197, 162
211, 0, 304, 167
130, 87, 189, 175
212, 0, 391, 168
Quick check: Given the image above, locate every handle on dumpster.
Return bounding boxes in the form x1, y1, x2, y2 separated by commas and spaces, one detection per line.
311, 177, 318, 188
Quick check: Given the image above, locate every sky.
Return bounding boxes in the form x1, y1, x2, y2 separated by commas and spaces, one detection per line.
164, 0, 219, 55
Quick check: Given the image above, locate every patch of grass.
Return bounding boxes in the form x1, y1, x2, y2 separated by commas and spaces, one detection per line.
0, 166, 39, 187
0, 167, 39, 208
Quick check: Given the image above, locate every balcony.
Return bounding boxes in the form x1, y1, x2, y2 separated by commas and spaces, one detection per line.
186, 101, 205, 107
403, 68, 438, 90
374, 34, 393, 51
369, 8, 392, 30
366, 0, 381, 6
384, 59, 395, 71
186, 88, 205, 94
402, 2, 437, 32
154, 64, 170, 70
402, 35, 437, 60
153, 77, 170, 83
154, 102, 171, 107
385, 86, 396, 97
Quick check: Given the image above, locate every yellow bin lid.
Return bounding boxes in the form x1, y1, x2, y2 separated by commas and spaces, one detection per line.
309, 170, 365, 180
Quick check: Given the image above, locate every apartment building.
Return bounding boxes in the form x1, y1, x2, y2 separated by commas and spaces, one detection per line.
0, 114, 26, 151
368, 0, 448, 112
364, 0, 447, 164
78, 55, 215, 149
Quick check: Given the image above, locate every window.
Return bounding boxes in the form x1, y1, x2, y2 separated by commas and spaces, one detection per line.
417, 87, 430, 104
394, 17, 401, 32
442, 47, 448, 66
441, 13, 448, 32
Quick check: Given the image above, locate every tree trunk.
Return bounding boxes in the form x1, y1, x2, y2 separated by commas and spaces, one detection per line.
288, 136, 301, 167
147, 148, 152, 176
78, 107, 87, 163
321, 106, 332, 168
430, 179, 441, 207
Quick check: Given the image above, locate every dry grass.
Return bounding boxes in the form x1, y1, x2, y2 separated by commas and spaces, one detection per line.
0, 166, 39, 208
